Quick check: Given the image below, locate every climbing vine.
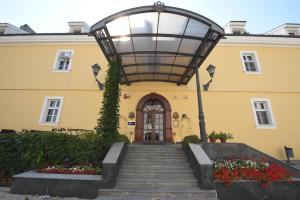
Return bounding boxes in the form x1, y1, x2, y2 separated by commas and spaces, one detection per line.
96, 57, 121, 143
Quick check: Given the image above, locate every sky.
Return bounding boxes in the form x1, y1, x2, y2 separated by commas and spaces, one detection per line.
0, 0, 300, 34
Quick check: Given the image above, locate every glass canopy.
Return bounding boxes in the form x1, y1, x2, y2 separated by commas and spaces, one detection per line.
90, 2, 224, 85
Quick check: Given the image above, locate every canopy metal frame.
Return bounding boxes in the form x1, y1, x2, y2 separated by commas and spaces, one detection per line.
90, 2, 224, 85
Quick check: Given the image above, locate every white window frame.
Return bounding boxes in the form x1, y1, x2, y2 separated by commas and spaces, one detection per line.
250, 98, 276, 129
240, 51, 262, 74
52, 49, 74, 72
39, 96, 64, 125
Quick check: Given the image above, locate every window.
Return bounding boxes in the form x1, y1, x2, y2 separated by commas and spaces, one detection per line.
233, 31, 241, 35
288, 32, 296, 36
73, 29, 82, 33
39, 96, 64, 124
53, 50, 74, 72
240, 51, 262, 73
251, 98, 276, 128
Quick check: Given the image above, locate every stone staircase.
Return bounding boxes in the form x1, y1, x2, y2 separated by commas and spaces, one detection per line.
97, 144, 218, 200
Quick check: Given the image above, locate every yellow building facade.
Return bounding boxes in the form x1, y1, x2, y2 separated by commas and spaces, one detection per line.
1, 21, 300, 160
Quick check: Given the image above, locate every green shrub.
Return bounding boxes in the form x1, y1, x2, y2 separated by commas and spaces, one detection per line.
114, 134, 130, 143
0, 131, 109, 177
182, 135, 200, 147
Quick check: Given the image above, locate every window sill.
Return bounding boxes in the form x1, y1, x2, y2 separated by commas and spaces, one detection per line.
39, 122, 59, 126
255, 125, 277, 129
52, 70, 71, 73
243, 71, 262, 75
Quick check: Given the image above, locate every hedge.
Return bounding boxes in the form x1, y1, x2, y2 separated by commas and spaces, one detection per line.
182, 135, 201, 147
0, 131, 110, 177
115, 134, 130, 143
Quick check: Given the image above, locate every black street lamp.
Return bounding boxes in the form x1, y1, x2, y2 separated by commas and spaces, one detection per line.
194, 63, 207, 142
92, 63, 101, 77
203, 64, 216, 91
91, 63, 104, 90
194, 64, 217, 142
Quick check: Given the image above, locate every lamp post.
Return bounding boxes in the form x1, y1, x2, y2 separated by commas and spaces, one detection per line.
194, 64, 216, 142
194, 63, 207, 142
203, 64, 216, 91
91, 63, 104, 90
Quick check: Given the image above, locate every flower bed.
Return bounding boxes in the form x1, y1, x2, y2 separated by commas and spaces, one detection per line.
36, 165, 101, 175
213, 158, 292, 188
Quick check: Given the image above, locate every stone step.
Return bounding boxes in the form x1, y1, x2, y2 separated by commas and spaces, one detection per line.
123, 161, 188, 165
129, 144, 182, 147
97, 195, 218, 200
116, 185, 200, 190
120, 167, 193, 172
123, 157, 187, 163
128, 147, 183, 151
116, 179, 199, 189
118, 171, 195, 180
127, 145, 183, 151
98, 188, 217, 199
121, 163, 191, 171
124, 155, 186, 160
125, 152, 186, 157
120, 169, 194, 174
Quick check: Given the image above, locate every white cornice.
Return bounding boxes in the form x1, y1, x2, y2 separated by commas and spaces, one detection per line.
218, 36, 300, 48
1, 34, 300, 48
0, 35, 96, 45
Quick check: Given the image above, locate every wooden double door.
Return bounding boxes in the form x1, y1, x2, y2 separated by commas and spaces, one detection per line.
135, 93, 172, 143
143, 100, 165, 142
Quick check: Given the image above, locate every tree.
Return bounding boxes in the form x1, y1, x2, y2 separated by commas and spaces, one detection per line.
96, 57, 121, 143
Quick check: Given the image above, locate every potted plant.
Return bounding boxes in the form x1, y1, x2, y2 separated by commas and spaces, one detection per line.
218, 132, 233, 143
208, 131, 217, 143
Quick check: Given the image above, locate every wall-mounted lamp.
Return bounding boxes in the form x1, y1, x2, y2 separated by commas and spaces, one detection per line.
284, 145, 294, 164
91, 63, 104, 90
172, 112, 179, 120
123, 93, 130, 99
128, 112, 135, 119
203, 64, 216, 91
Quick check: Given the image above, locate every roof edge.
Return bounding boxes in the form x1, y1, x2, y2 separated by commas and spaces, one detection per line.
90, 3, 225, 35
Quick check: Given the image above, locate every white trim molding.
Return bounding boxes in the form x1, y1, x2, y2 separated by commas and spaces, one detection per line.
240, 51, 262, 74
219, 36, 300, 48
0, 35, 96, 45
39, 96, 64, 125
0, 34, 300, 48
250, 98, 276, 129
52, 49, 74, 72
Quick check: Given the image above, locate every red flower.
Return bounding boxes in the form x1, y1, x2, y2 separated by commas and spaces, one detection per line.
213, 159, 292, 188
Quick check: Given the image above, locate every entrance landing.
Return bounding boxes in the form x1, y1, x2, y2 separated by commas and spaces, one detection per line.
97, 144, 218, 200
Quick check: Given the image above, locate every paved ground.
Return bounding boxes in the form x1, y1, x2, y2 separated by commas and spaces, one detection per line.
0, 187, 92, 200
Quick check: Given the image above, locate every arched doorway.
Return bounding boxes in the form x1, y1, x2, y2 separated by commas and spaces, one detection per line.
135, 93, 172, 143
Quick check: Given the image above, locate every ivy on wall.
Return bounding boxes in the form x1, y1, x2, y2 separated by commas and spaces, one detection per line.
96, 57, 121, 143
